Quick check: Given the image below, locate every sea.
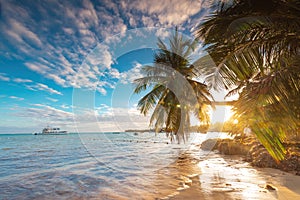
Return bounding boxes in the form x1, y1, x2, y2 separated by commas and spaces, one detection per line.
0, 132, 233, 199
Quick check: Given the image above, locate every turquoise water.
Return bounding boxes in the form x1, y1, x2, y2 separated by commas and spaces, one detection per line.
0, 132, 215, 199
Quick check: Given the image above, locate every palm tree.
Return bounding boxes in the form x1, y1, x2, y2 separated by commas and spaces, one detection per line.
195, 0, 300, 160
134, 30, 213, 142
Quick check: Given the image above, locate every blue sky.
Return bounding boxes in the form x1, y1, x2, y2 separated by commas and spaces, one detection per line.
0, 0, 229, 133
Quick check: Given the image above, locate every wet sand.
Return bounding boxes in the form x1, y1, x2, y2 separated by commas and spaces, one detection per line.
89, 135, 300, 200
93, 150, 300, 200
165, 153, 300, 200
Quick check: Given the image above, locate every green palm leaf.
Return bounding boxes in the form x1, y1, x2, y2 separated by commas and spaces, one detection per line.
195, 0, 300, 160
134, 30, 213, 142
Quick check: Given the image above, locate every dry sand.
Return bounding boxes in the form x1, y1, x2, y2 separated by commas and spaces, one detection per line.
259, 168, 300, 200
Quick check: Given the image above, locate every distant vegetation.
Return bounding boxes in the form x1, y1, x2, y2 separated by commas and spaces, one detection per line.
125, 129, 155, 133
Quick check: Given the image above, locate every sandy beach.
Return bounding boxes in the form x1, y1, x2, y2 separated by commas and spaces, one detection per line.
162, 152, 300, 200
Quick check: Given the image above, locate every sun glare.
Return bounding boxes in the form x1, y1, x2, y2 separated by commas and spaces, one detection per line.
210, 106, 234, 123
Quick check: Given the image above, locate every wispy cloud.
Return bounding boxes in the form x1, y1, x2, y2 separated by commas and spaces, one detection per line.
0, 0, 209, 97
24, 62, 51, 75
6, 18, 43, 47
46, 97, 58, 102
0, 74, 33, 83
73, 104, 150, 132
119, 62, 143, 84
122, 0, 209, 27
13, 78, 32, 83
16, 104, 74, 123
7, 103, 149, 133
30, 103, 45, 107
9, 96, 24, 101
26, 83, 62, 95
61, 104, 70, 109
0, 73, 10, 81
155, 28, 171, 39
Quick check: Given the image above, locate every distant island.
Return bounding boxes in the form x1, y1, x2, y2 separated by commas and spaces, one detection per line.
125, 129, 155, 133
125, 125, 210, 133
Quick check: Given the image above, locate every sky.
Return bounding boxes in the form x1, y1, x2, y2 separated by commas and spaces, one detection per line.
0, 0, 231, 133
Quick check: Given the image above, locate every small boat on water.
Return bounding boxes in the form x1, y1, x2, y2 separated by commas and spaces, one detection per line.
34, 126, 68, 135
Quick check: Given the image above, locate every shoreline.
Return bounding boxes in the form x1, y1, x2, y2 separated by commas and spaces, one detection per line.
159, 151, 300, 200
1, 133, 299, 199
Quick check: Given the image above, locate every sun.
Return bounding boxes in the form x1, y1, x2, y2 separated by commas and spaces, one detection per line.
210, 105, 234, 123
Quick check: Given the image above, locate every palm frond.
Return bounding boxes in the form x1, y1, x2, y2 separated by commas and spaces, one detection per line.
194, 0, 300, 160
137, 84, 166, 115
134, 29, 212, 143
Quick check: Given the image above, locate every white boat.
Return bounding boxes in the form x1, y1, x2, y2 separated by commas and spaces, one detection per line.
34, 127, 68, 135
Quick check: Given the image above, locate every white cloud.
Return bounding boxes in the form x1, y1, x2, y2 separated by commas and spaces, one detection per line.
25, 61, 68, 86
81, 0, 99, 27
26, 83, 62, 95
123, 0, 204, 27
13, 78, 32, 83
73, 105, 150, 132
30, 103, 45, 107
0, 1, 136, 97
66, 43, 117, 95
6, 102, 149, 133
0, 73, 10, 81
142, 15, 155, 27
128, 14, 137, 27
47, 74, 66, 86
10, 19, 43, 47
85, 44, 113, 69
19, 104, 74, 122
9, 96, 24, 101
119, 62, 143, 84
5, 105, 74, 133
1, 8, 43, 52
63, 27, 74, 35
97, 87, 107, 95
1, 0, 209, 101
25, 62, 51, 74
0, 0, 217, 134
61, 104, 70, 109
46, 97, 58, 102
155, 29, 171, 39
108, 68, 120, 79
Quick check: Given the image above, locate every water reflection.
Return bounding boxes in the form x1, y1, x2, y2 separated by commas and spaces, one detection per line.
197, 154, 276, 200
